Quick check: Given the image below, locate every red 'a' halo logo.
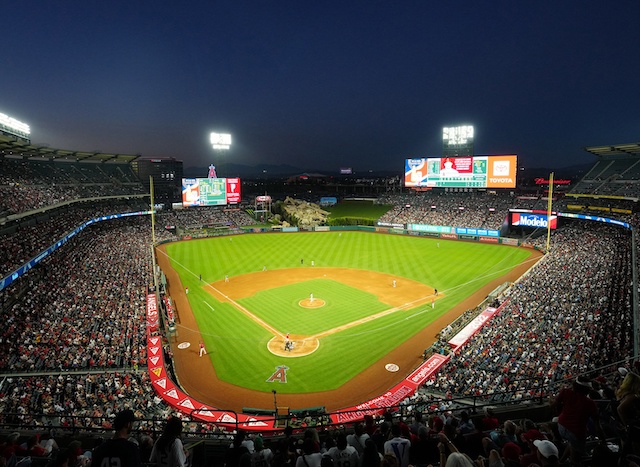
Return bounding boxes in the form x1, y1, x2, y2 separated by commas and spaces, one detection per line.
267, 366, 289, 383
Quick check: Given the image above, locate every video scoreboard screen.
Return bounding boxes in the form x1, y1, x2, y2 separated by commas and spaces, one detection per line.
182, 178, 241, 207
404, 155, 517, 189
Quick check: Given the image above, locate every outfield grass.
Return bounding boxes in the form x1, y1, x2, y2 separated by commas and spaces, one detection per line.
240, 279, 388, 335
163, 231, 533, 394
325, 201, 392, 222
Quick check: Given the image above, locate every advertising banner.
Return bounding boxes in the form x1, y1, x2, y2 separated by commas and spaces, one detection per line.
405, 155, 517, 188
511, 212, 557, 229
448, 307, 498, 349
225, 178, 241, 204
147, 294, 159, 333
408, 224, 452, 233
330, 353, 449, 424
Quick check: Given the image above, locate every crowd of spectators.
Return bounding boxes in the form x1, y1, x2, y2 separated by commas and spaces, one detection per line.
0, 372, 167, 429
221, 392, 637, 467
0, 158, 144, 217
425, 222, 634, 403
0, 200, 151, 277
157, 206, 255, 230
0, 217, 159, 373
377, 192, 515, 230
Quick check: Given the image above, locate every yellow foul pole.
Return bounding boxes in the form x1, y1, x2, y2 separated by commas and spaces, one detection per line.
546, 172, 554, 253
150, 176, 159, 296
150, 176, 156, 245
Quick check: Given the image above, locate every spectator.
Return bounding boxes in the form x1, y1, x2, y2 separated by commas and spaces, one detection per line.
360, 438, 383, 467
346, 423, 369, 456
327, 433, 359, 467
384, 424, 411, 467
92, 409, 141, 467
616, 370, 640, 458
295, 438, 323, 467
149, 416, 188, 467
242, 435, 272, 467
532, 439, 560, 466
552, 377, 605, 465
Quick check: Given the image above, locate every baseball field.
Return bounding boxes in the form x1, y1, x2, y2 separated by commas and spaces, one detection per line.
156, 231, 540, 412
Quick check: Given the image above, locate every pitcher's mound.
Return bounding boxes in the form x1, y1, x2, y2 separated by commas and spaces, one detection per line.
299, 298, 326, 308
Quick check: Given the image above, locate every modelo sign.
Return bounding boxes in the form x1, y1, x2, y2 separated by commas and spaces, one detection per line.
511, 212, 557, 229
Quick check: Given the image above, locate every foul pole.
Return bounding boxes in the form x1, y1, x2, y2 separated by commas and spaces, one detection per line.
150, 176, 159, 295
545, 172, 554, 253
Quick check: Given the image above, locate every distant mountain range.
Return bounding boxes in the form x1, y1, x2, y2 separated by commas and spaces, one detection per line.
183, 163, 400, 178
184, 162, 594, 180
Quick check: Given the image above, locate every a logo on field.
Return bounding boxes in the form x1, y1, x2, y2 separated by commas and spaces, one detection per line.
385, 364, 400, 372
267, 365, 289, 383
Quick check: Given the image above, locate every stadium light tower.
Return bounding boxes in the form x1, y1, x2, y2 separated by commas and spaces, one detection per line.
209, 132, 231, 178
442, 124, 474, 157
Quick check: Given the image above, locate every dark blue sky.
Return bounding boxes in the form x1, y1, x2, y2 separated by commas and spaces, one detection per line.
2, 1, 639, 173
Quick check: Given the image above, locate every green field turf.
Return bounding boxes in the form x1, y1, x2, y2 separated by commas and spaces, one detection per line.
162, 231, 533, 394
325, 201, 392, 221
239, 279, 388, 335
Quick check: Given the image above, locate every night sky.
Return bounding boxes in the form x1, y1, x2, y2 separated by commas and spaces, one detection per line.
2, 1, 639, 173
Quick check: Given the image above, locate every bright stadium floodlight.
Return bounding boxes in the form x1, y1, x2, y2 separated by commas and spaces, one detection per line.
0, 112, 31, 138
443, 125, 474, 145
210, 132, 231, 150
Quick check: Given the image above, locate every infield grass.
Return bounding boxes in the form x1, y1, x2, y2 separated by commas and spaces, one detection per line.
162, 231, 533, 394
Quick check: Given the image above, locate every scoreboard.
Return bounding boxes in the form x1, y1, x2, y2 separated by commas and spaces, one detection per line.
404, 155, 517, 189
181, 178, 241, 207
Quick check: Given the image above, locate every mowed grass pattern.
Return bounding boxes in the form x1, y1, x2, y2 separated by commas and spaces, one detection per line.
239, 279, 388, 335
163, 232, 533, 394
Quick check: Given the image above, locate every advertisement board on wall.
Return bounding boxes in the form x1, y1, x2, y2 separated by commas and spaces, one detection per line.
510, 212, 557, 229
405, 155, 517, 189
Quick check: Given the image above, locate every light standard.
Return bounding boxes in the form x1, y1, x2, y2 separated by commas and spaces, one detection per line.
209, 132, 231, 177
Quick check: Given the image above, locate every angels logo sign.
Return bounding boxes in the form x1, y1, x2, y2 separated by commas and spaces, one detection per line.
267, 365, 289, 383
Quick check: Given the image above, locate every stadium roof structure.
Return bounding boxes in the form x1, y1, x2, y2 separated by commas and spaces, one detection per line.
584, 142, 640, 158
0, 134, 140, 163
